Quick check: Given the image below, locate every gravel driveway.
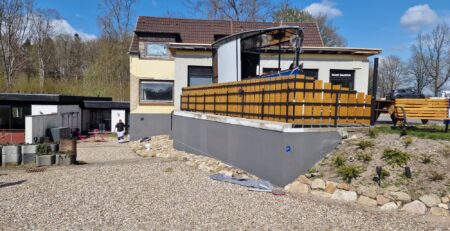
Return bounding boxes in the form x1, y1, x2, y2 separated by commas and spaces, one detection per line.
0, 141, 449, 230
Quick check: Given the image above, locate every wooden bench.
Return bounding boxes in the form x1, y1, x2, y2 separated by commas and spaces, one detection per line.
388, 98, 450, 131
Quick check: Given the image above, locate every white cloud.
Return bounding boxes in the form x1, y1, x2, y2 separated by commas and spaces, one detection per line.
304, 0, 342, 18
51, 19, 97, 41
400, 4, 438, 31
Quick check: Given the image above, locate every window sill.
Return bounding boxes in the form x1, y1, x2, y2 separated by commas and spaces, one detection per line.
139, 101, 174, 106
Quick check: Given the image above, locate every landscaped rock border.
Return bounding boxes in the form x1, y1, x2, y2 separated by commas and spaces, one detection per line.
284, 174, 450, 217
130, 136, 450, 218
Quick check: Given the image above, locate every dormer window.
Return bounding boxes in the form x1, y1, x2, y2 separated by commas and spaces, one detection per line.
144, 43, 171, 58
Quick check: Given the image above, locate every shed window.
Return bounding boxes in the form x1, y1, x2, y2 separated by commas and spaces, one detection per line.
188, 66, 213, 86
303, 69, 319, 80
140, 80, 174, 103
145, 43, 170, 58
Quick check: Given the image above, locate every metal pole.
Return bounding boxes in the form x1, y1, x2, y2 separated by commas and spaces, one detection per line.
226, 91, 229, 116
213, 92, 216, 114
203, 93, 206, 113
285, 86, 289, 122
370, 58, 379, 126
334, 92, 340, 128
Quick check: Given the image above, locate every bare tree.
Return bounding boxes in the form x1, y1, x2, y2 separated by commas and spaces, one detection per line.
409, 43, 430, 94
272, 2, 346, 47
0, 0, 33, 89
98, 0, 136, 42
414, 23, 450, 96
187, 0, 271, 22
378, 55, 407, 97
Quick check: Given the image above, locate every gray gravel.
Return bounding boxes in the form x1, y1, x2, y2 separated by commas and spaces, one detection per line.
0, 141, 449, 230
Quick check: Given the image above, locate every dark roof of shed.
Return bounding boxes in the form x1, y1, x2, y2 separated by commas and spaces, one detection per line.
130, 16, 324, 53
82, 101, 129, 110
0, 93, 112, 105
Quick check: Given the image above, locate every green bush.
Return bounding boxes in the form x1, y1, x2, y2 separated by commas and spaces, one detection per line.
402, 136, 413, 148
382, 148, 410, 167
368, 128, 378, 138
334, 155, 346, 167
380, 169, 390, 180
338, 165, 363, 183
37, 144, 51, 155
356, 152, 372, 162
357, 140, 374, 150
429, 171, 445, 181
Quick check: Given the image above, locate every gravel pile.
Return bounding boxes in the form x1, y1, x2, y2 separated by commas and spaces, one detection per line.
0, 140, 449, 230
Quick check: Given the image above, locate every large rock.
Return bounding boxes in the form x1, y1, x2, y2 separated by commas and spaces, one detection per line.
310, 190, 332, 198
311, 179, 326, 190
380, 202, 398, 211
429, 207, 450, 217
376, 195, 391, 205
297, 175, 312, 185
337, 183, 350, 191
401, 200, 427, 215
331, 189, 358, 202
357, 185, 378, 199
286, 181, 309, 194
324, 181, 337, 194
419, 194, 441, 207
386, 191, 411, 202
357, 196, 377, 207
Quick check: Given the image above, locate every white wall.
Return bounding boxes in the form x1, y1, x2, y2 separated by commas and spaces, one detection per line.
25, 114, 58, 144
111, 109, 126, 131
32, 105, 57, 115
31, 104, 81, 130
217, 39, 241, 83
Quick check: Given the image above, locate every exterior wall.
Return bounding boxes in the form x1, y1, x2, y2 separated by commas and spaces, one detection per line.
25, 114, 59, 144
31, 105, 58, 115
129, 113, 171, 140
31, 105, 81, 130
260, 53, 370, 94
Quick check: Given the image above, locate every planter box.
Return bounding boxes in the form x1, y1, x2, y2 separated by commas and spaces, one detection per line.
2, 145, 21, 167
55, 154, 75, 165
21, 144, 38, 165
36, 155, 55, 166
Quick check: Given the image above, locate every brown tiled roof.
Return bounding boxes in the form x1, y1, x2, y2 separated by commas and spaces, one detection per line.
129, 16, 324, 53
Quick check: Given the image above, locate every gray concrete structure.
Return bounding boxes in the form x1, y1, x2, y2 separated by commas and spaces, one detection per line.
2, 145, 21, 166
130, 113, 172, 140
172, 111, 343, 186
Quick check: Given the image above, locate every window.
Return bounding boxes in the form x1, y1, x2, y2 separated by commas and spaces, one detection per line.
330, 69, 355, 90
303, 69, 319, 80
188, 66, 213, 86
145, 43, 170, 58
140, 80, 174, 103
12, 107, 23, 119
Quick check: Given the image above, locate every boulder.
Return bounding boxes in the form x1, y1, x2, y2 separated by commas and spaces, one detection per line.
357, 185, 378, 199
380, 202, 398, 211
337, 183, 350, 191
357, 196, 377, 207
286, 181, 309, 194
311, 179, 326, 190
401, 200, 427, 215
429, 207, 450, 217
324, 181, 337, 194
376, 195, 391, 205
438, 203, 448, 210
419, 194, 441, 207
386, 191, 411, 202
297, 175, 312, 185
331, 189, 357, 202
310, 190, 332, 198
441, 197, 449, 204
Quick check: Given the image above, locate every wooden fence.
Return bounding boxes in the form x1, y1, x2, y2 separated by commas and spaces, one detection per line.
180, 75, 372, 127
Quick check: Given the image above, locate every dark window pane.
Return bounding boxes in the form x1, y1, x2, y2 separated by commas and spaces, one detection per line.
140, 81, 174, 101
303, 69, 319, 80
330, 69, 355, 90
188, 66, 212, 86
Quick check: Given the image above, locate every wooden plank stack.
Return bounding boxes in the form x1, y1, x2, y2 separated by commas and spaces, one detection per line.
394, 99, 450, 120
181, 74, 372, 127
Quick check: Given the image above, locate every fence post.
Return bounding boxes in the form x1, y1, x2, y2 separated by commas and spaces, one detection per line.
194, 94, 197, 112
334, 92, 340, 128
226, 90, 229, 116
203, 93, 206, 113
213, 92, 216, 114
187, 94, 190, 111
261, 88, 265, 120
285, 86, 290, 122
180, 95, 183, 110
240, 88, 244, 118
370, 58, 379, 126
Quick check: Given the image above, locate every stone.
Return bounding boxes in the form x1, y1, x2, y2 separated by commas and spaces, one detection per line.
337, 183, 350, 191
386, 191, 411, 202
218, 170, 233, 177
286, 181, 309, 194
380, 202, 398, 211
357, 196, 377, 207
441, 197, 449, 204
401, 200, 427, 215
419, 194, 441, 207
376, 195, 391, 205
310, 190, 332, 198
324, 181, 337, 194
429, 207, 450, 217
311, 179, 326, 190
438, 203, 448, 210
357, 185, 378, 199
297, 175, 312, 185
331, 189, 358, 202
448, 194, 450, 200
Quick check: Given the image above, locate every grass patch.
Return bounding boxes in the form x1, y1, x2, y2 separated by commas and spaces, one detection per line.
334, 155, 346, 167
429, 171, 445, 181
382, 148, 410, 167
374, 125, 450, 141
440, 145, 450, 157
420, 154, 432, 164
368, 128, 378, 138
402, 136, 413, 148
163, 167, 174, 173
380, 169, 390, 180
356, 140, 375, 150
356, 151, 372, 162
337, 165, 363, 183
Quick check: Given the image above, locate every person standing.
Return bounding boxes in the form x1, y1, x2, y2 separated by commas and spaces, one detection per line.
114, 119, 126, 143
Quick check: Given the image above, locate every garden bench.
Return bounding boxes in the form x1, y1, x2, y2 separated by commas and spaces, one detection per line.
388, 98, 450, 132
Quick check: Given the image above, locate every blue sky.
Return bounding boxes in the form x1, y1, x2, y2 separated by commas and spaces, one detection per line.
38, 0, 450, 60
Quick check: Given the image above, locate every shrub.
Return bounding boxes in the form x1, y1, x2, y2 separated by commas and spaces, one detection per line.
37, 144, 51, 155
382, 148, 410, 167
308, 167, 317, 173
334, 155, 346, 167
338, 165, 363, 183
356, 152, 372, 162
402, 136, 413, 148
357, 140, 375, 150
368, 128, 378, 138
429, 171, 445, 181
420, 154, 432, 164
380, 169, 390, 180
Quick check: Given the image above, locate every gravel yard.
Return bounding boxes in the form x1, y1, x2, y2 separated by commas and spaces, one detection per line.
1, 140, 449, 230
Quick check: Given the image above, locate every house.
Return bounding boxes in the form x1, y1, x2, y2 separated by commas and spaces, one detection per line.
128, 16, 381, 140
